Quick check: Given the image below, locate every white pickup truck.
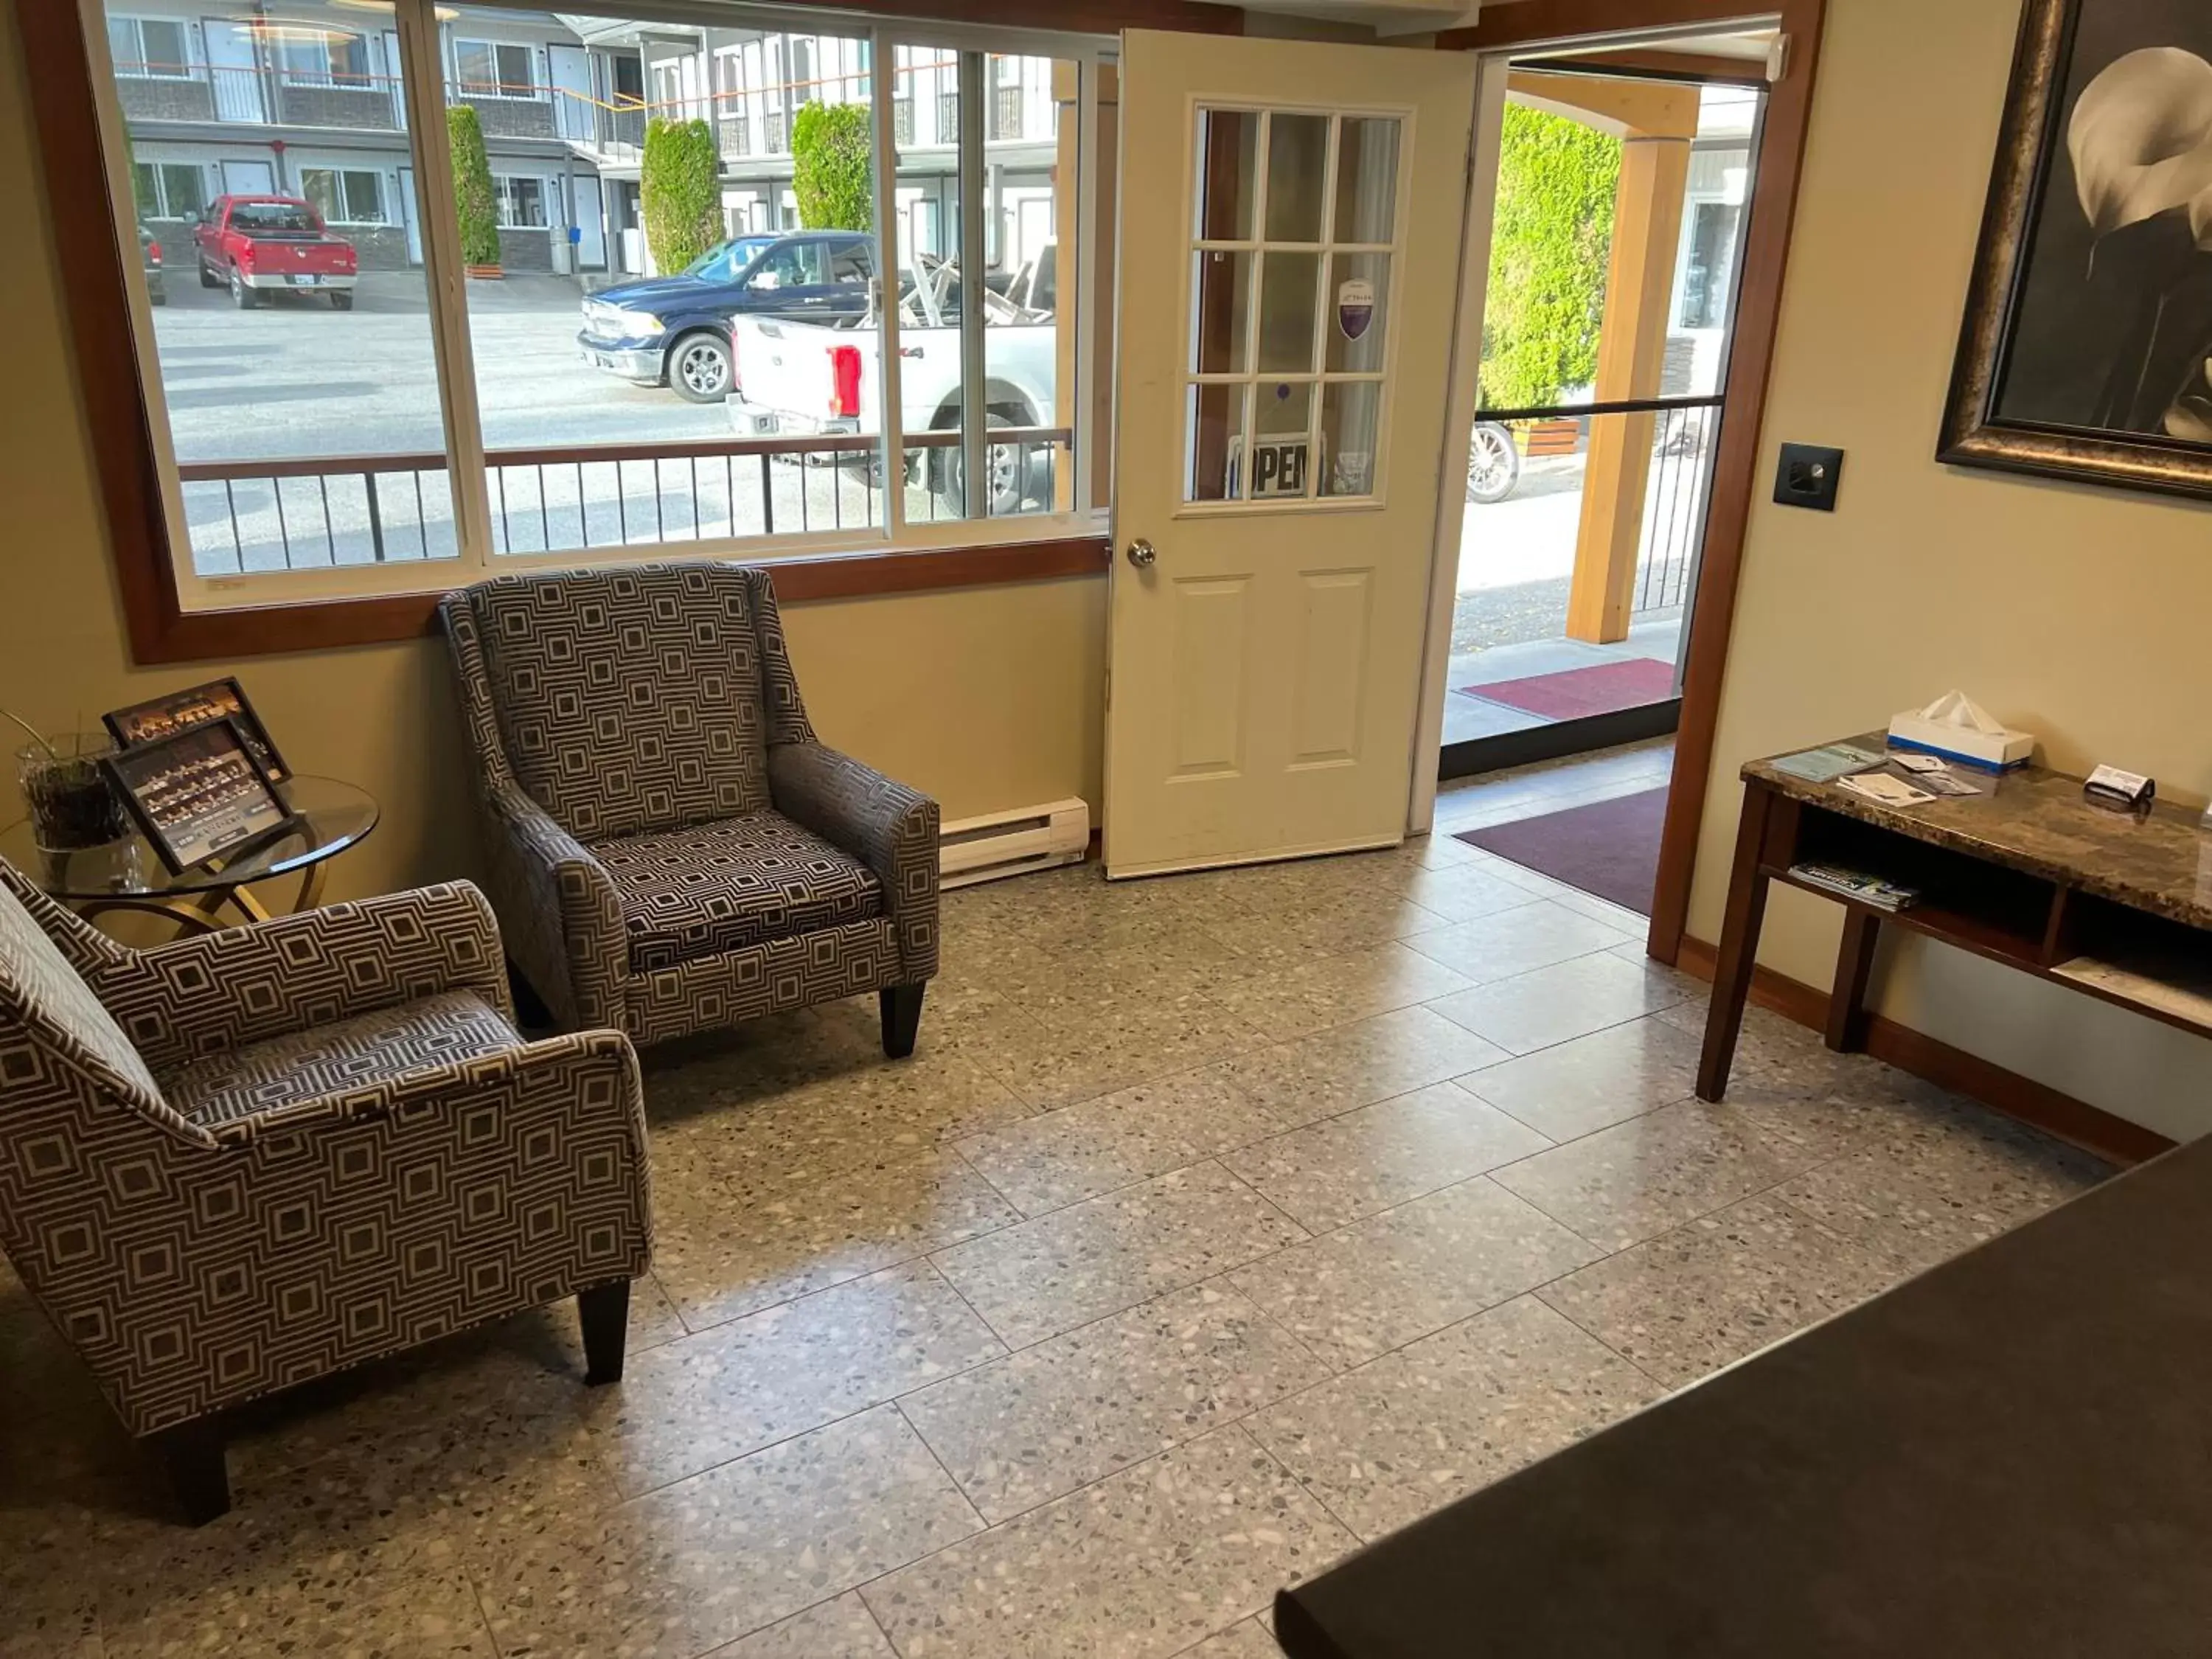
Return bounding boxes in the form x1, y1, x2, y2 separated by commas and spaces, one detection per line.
726, 254, 1059, 517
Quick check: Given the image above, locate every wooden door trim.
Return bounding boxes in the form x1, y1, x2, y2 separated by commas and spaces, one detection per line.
1437, 0, 1828, 966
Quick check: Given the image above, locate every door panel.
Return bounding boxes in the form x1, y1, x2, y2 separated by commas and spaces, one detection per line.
1290, 570, 1372, 767
1171, 577, 1252, 778
1106, 31, 1475, 876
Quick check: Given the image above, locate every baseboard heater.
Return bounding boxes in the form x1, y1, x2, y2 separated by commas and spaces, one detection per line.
939, 798, 1090, 888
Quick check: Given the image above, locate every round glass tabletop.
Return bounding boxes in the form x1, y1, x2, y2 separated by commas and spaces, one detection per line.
2, 776, 380, 900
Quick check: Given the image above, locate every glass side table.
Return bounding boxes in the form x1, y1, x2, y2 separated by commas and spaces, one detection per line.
1, 775, 379, 936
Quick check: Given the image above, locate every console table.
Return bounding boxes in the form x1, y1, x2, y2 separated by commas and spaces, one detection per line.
1697, 733, 2212, 1103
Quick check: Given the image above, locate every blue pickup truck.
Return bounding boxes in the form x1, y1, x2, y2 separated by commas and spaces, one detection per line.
577, 230, 876, 403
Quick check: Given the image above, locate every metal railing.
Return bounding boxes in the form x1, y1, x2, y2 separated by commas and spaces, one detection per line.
1470, 394, 1722, 619
175, 428, 1073, 575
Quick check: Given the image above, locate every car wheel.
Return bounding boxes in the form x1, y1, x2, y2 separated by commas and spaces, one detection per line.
330, 291, 355, 311
198, 259, 220, 289
230, 267, 261, 310
667, 332, 731, 403
1466, 422, 1520, 504
936, 412, 1034, 518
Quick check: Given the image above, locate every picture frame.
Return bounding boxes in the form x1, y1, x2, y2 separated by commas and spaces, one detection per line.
100, 717, 299, 875
1940, 0, 2212, 502
103, 678, 291, 785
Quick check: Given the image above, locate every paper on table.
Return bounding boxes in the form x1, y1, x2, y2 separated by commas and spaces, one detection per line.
1770, 743, 1887, 783
1835, 772, 1937, 808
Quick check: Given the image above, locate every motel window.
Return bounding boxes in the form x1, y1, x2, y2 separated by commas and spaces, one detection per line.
492, 175, 548, 229
455, 40, 540, 100
277, 30, 377, 88
300, 168, 389, 227
108, 15, 189, 79
88, 0, 1110, 619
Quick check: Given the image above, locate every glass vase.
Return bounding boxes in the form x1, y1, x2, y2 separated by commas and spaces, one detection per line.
17, 735, 129, 852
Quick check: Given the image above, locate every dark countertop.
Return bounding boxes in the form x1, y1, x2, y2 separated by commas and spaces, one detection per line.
1743, 732, 2212, 930
1275, 1130, 2212, 1659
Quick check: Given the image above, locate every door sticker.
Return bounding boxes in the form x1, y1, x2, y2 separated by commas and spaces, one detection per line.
1337, 277, 1374, 341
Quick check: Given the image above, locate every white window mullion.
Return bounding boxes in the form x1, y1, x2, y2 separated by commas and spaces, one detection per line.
394, 0, 493, 574
872, 24, 906, 544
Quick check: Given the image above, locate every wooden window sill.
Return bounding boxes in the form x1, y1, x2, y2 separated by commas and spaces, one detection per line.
124, 538, 1112, 664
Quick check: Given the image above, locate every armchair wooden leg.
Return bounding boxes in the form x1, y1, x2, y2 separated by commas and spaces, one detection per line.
150, 1419, 230, 1526
578, 1279, 631, 1386
880, 983, 926, 1060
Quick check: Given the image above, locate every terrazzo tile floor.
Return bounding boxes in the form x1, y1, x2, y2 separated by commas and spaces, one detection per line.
0, 800, 2111, 1658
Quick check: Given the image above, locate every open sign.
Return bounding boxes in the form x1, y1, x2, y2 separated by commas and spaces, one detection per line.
1250, 439, 1310, 498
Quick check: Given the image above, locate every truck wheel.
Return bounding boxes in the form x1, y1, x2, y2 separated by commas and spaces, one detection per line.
1466, 422, 1520, 504
230, 268, 261, 310
667, 332, 732, 403
936, 412, 1032, 518
198, 259, 220, 290
330, 291, 355, 311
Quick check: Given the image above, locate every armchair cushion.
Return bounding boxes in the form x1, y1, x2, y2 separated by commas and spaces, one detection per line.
465, 566, 785, 843
163, 990, 522, 1144
594, 810, 884, 973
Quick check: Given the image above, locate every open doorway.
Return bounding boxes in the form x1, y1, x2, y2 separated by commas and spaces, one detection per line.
1433, 29, 1779, 922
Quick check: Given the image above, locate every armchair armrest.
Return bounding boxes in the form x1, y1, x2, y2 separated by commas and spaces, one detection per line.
481, 778, 630, 1032
94, 883, 511, 1075
769, 742, 939, 982
213, 1027, 647, 1154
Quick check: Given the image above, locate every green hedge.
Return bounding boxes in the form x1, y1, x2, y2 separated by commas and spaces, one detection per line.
446, 105, 500, 268
1478, 105, 1621, 411
641, 117, 723, 274
791, 102, 874, 232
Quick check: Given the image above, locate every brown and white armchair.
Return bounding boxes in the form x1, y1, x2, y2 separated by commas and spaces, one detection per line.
0, 863, 653, 1522
437, 563, 941, 1053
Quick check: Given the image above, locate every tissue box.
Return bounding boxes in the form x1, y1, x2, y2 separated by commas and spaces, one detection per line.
1887, 710, 2035, 773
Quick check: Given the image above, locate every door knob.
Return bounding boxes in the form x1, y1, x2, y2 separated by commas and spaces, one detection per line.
1125, 538, 1157, 568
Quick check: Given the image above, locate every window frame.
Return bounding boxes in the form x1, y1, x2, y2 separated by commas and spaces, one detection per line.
40, 0, 1243, 661
453, 37, 543, 102
490, 172, 549, 229
299, 166, 389, 228
108, 14, 190, 80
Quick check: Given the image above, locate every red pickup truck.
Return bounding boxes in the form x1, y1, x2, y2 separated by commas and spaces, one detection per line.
192, 195, 358, 310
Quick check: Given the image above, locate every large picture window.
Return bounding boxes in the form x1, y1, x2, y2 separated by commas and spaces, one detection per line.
83, 0, 1111, 625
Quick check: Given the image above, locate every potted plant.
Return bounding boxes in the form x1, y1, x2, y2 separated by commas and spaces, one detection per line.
7, 711, 127, 852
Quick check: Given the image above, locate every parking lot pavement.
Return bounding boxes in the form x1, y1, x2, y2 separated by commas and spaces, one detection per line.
150, 271, 727, 462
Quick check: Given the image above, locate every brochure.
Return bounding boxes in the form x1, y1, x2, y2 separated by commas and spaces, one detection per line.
1770, 742, 1886, 784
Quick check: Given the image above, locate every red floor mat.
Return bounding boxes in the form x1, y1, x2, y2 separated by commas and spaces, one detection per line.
1461, 658, 1679, 721
1455, 788, 1668, 915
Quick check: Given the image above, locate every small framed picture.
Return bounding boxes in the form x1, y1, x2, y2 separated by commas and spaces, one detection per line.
101, 718, 299, 875
104, 678, 290, 785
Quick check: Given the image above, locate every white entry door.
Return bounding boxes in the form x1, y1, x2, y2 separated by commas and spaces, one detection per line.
398, 166, 424, 264
549, 44, 595, 143
221, 158, 275, 195
1105, 31, 1476, 877
201, 19, 268, 125
573, 173, 607, 268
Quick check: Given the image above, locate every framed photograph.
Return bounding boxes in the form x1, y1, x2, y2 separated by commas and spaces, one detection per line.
101, 719, 299, 875
103, 678, 290, 785
1941, 0, 2212, 501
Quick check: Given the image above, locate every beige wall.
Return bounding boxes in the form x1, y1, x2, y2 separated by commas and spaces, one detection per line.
1690, 0, 2212, 1143
0, 7, 1106, 909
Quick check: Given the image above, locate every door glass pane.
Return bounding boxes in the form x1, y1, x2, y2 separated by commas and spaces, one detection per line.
1256, 249, 1321, 373
1263, 112, 1329, 242
1324, 251, 1389, 372
1190, 249, 1253, 375
1320, 380, 1380, 497
1335, 117, 1400, 243
1251, 380, 1313, 499
1187, 382, 1247, 501
983, 52, 1077, 519
1194, 108, 1259, 240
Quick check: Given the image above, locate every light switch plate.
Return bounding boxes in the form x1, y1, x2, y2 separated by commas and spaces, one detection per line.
1775, 443, 1844, 512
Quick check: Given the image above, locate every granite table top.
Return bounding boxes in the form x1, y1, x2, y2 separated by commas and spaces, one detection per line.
1742, 732, 2212, 931
1275, 1129, 2212, 1659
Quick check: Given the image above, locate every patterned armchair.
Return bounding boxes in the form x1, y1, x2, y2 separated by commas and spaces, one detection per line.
438, 563, 940, 1053
0, 864, 653, 1523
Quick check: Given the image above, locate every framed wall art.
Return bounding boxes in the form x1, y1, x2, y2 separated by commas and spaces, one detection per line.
1941, 0, 2212, 500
